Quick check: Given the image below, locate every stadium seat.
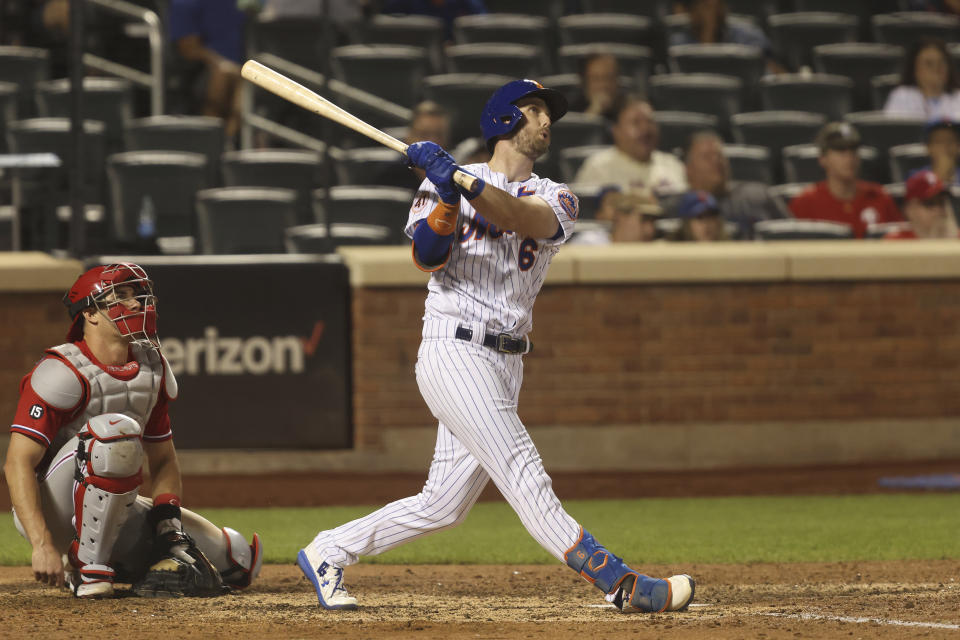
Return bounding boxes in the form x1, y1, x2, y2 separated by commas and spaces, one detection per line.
196, 187, 298, 254
558, 44, 653, 86
558, 14, 653, 46
453, 14, 551, 49
951, 43, 960, 72
35, 77, 133, 154
649, 74, 742, 135
663, 13, 759, 42
766, 182, 811, 217
335, 147, 410, 188
883, 181, 906, 212
813, 43, 904, 111
781, 144, 882, 184
726, 0, 781, 23
106, 150, 207, 244
125, 115, 225, 188
423, 73, 512, 145
550, 112, 609, 153
759, 74, 854, 122
754, 218, 855, 240
870, 74, 901, 112
793, 0, 887, 13
566, 182, 605, 220
559, 145, 608, 184
7, 118, 106, 250
724, 144, 773, 184
767, 12, 859, 72
222, 149, 323, 226
332, 45, 429, 108
285, 222, 394, 253
363, 14, 445, 73
668, 44, 765, 109
0, 82, 17, 153
0, 46, 49, 117
887, 143, 929, 184
250, 17, 325, 71
313, 186, 413, 244
580, 0, 670, 19
483, 0, 564, 19
866, 221, 911, 238
654, 111, 721, 153
447, 43, 544, 78
730, 111, 826, 180
872, 12, 960, 49
842, 112, 926, 155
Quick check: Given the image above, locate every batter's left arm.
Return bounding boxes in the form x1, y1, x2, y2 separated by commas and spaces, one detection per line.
469, 185, 559, 239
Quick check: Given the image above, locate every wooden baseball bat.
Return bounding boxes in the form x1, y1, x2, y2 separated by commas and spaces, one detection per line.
241, 60, 478, 192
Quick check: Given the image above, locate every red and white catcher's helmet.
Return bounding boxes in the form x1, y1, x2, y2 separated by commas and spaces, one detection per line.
63, 263, 159, 349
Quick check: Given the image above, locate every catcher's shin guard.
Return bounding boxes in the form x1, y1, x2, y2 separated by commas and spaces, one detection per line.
219, 527, 263, 589
564, 528, 682, 613
69, 414, 144, 598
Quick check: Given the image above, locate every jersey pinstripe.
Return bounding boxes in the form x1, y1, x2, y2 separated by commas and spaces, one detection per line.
405, 163, 579, 336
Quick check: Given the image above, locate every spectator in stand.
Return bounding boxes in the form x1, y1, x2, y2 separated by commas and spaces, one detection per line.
670, 190, 728, 242
789, 122, 902, 238
670, 0, 784, 73
573, 94, 687, 195
378, 100, 453, 187
572, 188, 664, 244
905, 0, 960, 15
887, 170, 959, 239
169, 0, 248, 140
884, 38, 960, 121
568, 53, 624, 122
680, 130, 784, 238
911, 119, 960, 185
381, 0, 486, 43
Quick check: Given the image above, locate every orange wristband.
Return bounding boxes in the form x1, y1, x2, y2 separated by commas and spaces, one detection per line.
426, 201, 459, 236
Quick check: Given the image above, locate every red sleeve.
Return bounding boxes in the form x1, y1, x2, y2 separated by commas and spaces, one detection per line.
10, 362, 82, 449
143, 384, 173, 443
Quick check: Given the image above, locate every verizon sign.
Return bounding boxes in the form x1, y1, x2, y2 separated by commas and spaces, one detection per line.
92, 256, 352, 449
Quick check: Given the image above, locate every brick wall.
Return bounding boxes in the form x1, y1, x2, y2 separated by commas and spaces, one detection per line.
351, 280, 960, 448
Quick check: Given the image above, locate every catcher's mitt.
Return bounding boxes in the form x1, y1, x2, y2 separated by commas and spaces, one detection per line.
133, 531, 227, 598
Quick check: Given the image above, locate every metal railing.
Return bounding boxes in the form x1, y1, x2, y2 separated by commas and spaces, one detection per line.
240, 52, 412, 152
84, 0, 164, 115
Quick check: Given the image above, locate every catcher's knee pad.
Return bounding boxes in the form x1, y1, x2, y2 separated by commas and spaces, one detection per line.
219, 527, 263, 589
70, 414, 144, 577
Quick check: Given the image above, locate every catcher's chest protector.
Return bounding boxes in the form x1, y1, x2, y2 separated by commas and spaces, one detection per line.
47, 343, 164, 452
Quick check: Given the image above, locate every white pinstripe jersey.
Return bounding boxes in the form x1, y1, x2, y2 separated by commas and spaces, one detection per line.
404, 163, 579, 336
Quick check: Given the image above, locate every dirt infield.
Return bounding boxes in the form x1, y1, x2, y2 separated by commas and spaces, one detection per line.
3, 560, 958, 639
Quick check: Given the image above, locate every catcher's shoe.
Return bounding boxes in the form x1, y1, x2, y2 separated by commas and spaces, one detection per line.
612, 573, 695, 613
297, 547, 357, 610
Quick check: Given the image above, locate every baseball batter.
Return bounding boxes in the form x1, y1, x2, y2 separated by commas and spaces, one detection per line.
298, 80, 695, 613
5, 263, 262, 597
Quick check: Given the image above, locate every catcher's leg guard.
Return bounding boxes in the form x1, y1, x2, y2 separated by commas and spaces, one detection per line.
219, 527, 263, 589
564, 528, 693, 613
69, 414, 143, 598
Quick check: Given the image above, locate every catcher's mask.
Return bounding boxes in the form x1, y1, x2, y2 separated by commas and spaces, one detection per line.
63, 263, 159, 349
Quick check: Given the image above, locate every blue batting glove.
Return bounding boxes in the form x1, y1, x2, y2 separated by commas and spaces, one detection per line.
406, 141, 460, 205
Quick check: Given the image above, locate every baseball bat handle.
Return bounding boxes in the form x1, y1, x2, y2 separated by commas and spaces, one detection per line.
240, 60, 479, 194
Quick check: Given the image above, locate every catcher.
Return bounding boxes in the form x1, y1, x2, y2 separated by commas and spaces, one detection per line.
4, 263, 262, 598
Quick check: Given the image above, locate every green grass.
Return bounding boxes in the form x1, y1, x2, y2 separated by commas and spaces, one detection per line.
3, 495, 958, 566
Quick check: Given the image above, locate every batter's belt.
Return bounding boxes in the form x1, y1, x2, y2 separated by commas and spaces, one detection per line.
455, 326, 533, 355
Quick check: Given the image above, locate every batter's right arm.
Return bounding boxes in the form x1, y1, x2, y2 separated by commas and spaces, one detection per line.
4, 435, 63, 587
467, 183, 559, 239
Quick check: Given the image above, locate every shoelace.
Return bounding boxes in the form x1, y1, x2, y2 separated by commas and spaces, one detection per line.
319, 565, 349, 594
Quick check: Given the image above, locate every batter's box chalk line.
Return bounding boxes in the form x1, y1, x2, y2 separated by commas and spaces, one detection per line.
584, 603, 711, 610
759, 611, 960, 630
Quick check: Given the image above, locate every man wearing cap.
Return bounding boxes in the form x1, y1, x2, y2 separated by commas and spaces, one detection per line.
789, 122, 902, 238
670, 190, 729, 242
573, 94, 688, 196
888, 170, 959, 239
912, 119, 960, 185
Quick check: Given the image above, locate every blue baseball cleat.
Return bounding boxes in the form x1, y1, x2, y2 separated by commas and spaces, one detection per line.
297, 547, 358, 610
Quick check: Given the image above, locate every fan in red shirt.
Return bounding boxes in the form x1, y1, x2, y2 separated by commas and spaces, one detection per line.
5, 263, 262, 598
788, 122, 902, 238
886, 170, 960, 239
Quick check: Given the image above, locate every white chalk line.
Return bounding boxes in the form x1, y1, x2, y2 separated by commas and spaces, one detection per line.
759, 612, 959, 630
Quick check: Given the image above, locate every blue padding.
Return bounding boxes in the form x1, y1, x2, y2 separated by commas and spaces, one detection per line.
564, 529, 633, 594
412, 220, 454, 267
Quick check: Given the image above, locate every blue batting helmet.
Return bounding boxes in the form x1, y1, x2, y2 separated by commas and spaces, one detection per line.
480, 79, 568, 152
